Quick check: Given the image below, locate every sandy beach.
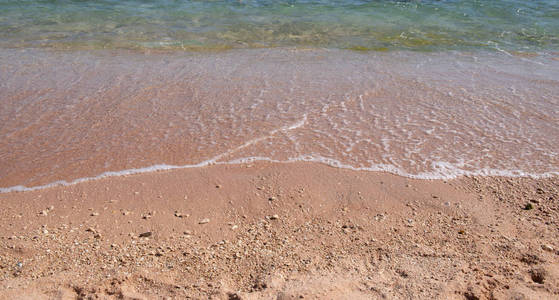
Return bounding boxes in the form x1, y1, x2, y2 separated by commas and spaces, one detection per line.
0, 162, 557, 299
1, 0, 559, 299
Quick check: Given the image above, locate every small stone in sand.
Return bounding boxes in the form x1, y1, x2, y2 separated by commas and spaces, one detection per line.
530, 268, 547, 284
199, 218, 210, 224
39, 210, 48, 216
542, 244, 554, 252
91, 212, 99, 216
524, 203, 534, 210
270, 214, 279, 220
139, 232, 152, 238
374, 214, 386, 221
174, 211, 189, 218
406, 219, 414, 227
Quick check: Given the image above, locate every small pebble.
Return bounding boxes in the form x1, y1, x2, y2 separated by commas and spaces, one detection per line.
139, 232, 152, 238
174, 211, 189, 218
199, 218, 210, 224
542, 244, 554, 252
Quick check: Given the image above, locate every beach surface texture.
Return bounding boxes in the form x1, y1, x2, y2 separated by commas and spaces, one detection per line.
0, 163, 558, 299
1, 0, 558, 299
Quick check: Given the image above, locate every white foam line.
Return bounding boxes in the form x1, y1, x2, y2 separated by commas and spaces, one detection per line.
0, 115, 308, 194
2, 154, 557, 194
228, 156, 559, 180
209, 114, 307, 162
292, 156, 559, 179
0, 161, 205, 194
2, 114, 557, 193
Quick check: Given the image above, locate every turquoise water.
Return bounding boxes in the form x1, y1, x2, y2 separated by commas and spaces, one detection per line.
0, 0, 558, 51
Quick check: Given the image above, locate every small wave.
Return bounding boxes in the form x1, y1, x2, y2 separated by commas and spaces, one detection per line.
1, 155, 556, 194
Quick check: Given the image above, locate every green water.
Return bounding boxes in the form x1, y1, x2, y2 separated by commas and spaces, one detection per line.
0, 0, 558, 52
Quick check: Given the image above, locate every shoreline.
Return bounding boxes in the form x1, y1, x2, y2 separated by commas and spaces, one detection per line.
1, 161, 557, 299
2, 157, 558, 194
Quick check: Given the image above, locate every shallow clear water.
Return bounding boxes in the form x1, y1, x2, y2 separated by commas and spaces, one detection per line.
0, 1, 558, 191
0, 48, 558, 191
1, 0, 558, 52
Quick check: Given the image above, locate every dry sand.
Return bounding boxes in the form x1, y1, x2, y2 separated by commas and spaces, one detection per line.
0, 162, 557, 299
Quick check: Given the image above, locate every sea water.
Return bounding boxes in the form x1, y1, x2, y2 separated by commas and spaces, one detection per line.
1, 0, 558, 52
0, 0, 558, 191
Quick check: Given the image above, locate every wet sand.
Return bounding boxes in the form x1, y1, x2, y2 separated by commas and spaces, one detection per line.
0, 162, 558, 299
